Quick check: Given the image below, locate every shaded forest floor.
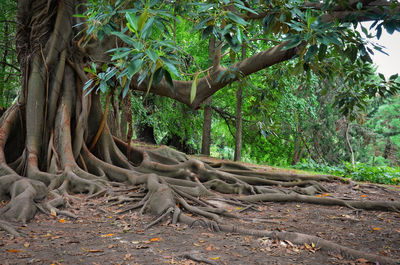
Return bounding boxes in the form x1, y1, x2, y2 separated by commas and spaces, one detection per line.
1, 154, 400, 265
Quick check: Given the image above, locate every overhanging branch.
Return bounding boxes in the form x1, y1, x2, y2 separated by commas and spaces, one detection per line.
133, 41, 299, 109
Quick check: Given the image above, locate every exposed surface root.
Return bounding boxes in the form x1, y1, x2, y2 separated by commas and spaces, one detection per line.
181, 252, 219, 265
176, 213, 398, 265
2, 129, 399, 263
0, 219, 22, 237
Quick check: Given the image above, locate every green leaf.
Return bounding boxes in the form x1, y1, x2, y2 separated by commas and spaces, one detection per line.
233, 3, 258, 15
389, 74, 398, 81
202, 26, 213, 40
164, 70, 174, 92
104, 67, 117, 81
190, 72, 200, 104
125, 13, 138, 32
376, 25, 383, 39
111, 31, 136, 46
197, 3, 215, 13
306, 9, 317, 28
83, 79, 94, 91
137, 10, 149, 32
111, 48, 132, 60
145, 71, 154, 97
128, 59, 143, 77
146, 50, 158, 63
122, 78, 130, 98
153, 67, 164, 85
225, 33, 240, 52
226, 12, 248, 26
97, 30, 105, 41
161, 57, 180, 77
318, 44, 327, 61
282, 36, 302, 51
141, 17, 154, 39
73, 14, 86, 18
304, 44, 318, 62
84, 67, 95, 74
99, 81, 108, 93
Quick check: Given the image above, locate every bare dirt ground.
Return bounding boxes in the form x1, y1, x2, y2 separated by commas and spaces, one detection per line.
1, 156, 400, 265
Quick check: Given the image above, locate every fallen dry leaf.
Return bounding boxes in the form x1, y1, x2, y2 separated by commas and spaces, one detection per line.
304, 242, 320, 253
23, 242, 30, 248
124, 253, 132, 260
82, 247, 103, 253
7, 249, 24, 253
209, 257, 220, 260
372, 227, 382, 231
100, 233, 115, 237
150, 237, 161, 242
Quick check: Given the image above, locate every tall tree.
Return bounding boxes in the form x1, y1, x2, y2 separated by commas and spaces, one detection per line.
234, 43, 247, 161
201, 36, 217, 156
0, 1, 400, 262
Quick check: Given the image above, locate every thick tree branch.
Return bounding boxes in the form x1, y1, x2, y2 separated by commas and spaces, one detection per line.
133, 41, 299, 109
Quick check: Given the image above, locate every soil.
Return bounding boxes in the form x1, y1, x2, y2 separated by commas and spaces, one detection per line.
1, 156, 400, 265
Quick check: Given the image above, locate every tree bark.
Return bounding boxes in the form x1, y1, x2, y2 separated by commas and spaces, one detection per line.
120, 93, 129, 141
201, 37, 218, 156
345, 121, 355, 167
107, 91, 122, 138
201, 96, 212, 156
234, 44, 246, 161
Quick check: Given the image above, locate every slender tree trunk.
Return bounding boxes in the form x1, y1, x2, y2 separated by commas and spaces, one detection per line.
345, 121, 355, 167
234, 44, 246, 161
201, 96, 212, 156
120, 92, 129, 141
201, 37, 216, 156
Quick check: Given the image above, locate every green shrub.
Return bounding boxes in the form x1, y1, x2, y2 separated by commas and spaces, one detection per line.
293, 159, 400, 185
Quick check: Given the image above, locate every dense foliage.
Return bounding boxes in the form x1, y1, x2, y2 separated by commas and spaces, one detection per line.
0, 1, 18, 109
